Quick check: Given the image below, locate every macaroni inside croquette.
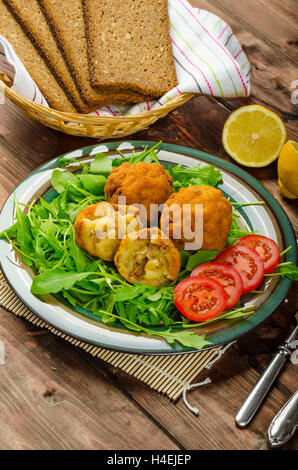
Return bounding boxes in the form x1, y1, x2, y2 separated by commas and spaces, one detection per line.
74, 202, 142, 262
114, 228, 181, 287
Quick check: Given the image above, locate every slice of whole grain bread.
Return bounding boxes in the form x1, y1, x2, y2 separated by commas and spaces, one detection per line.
82, 0, 177, 97
0, 2, 76, 112
37, 0, 152, 107
3, 0, 90, 113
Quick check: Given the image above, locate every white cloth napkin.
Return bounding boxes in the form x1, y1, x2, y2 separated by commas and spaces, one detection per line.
0, 0, 250, 116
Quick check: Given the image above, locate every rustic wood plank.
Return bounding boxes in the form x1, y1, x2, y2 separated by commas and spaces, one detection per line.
0, 146, 21, 203
0, 99, 60, 164
200, 0, 298, 62
0, 307, 179, 450
265, 0, 298, 27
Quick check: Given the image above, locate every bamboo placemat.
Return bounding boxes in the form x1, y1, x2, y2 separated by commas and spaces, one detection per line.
0, 272, 225, 406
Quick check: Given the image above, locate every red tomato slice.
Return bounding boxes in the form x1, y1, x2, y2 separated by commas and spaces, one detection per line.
190, 263, 243, 309
174, 276, 227, 322
236, 235, 280, 274
215, 246, 264, 295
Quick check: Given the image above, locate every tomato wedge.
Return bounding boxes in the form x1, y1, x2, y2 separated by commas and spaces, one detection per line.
236, 235, 280, 274
190, 263, 243, 309
174, 276, 227, 322
215, 246, 264, 295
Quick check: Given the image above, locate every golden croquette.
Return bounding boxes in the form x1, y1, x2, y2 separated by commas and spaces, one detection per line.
105, 162, 174, 223
74, 202, 142, 262
160, 185, 233, 252
114, 227, 181, 287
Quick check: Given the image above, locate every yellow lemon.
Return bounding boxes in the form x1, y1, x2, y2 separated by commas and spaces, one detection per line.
278, 140, 298, 199
222, 105, 287, 167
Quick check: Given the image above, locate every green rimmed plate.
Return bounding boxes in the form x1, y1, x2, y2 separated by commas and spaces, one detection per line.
0, 141, 296, 354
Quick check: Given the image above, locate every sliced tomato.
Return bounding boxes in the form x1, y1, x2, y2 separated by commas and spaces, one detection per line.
236, 235, 280, 274
174, 276, 227, 322
190, 263, 243, 309
215, 246, 264, 295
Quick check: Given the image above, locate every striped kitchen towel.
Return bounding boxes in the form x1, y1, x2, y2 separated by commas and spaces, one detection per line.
0, 0, 250, 116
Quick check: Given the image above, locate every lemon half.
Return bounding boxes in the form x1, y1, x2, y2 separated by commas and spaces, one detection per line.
222, 105, 287, 167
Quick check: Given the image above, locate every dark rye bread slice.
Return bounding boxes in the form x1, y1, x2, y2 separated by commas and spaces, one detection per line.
82, 0, 178, 97
0, 2, 76, 112
3, 0, 90, 113
37, 0, 152, 107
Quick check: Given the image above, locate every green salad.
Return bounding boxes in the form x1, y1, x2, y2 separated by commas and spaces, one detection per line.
3, 143, 294, 350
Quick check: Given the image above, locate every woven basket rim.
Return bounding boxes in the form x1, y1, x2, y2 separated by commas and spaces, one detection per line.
0, 76, 194, 123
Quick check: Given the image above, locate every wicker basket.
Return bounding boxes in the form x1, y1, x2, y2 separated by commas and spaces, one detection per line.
0, 73, 194, 140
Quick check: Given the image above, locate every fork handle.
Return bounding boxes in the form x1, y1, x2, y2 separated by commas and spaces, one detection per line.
235, 350, 288, 428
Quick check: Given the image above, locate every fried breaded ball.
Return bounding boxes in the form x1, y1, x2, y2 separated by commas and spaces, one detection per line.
160, 186, 233, 252
74, 202, 142, 262
114, 227, 181, 287
105, 162, 174, 223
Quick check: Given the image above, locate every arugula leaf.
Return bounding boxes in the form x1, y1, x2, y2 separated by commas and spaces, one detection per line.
39, 197, 59, 218
69, 230, 88, 272
62, 290, 78, 307
223, 310, 254, 319
146, 291, 162, 302
78, 174, 106, 196
90, 153, 113, 174
0, 222, 18, 240
97, 308, 210, 350
114, 285, 150, 302
57, 157, 77, 168
15, 205, 34, 266
186, 250, 220, 271
51, 170, 78, 194
182, 306, 255, 329
38, 229, 64, 256
180, 250, 190, 268
280, 265, 298, 280
157, 330, 211, 349
168, 163, 222, 190
31, 269, 92, 295
226, 211, 256, 246
111, 143, 162, 167
264, 263, 298, 280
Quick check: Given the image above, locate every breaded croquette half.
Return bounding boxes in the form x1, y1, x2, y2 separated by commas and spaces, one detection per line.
114, 227, 181, 287
74, 201, 142, 261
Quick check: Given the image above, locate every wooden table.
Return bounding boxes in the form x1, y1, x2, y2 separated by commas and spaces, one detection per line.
0, 0, 297, 451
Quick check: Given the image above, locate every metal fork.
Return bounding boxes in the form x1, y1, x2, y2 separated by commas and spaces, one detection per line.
268, 390, 298, 447
235, 312, 298, 428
